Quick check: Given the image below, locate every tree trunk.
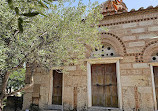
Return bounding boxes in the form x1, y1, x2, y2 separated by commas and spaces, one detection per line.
0, 63, 35, 110
0, 71, 10, 111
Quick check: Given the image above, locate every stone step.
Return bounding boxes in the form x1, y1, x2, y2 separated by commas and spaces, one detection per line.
88, 107, 123, 111
43, 105, 62, 111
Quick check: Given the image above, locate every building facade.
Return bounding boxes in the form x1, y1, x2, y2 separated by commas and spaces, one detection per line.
23, 0, 158, 111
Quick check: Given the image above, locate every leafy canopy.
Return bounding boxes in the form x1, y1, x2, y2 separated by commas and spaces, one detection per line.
0, 0, 103, 73
7, 68, 25, 91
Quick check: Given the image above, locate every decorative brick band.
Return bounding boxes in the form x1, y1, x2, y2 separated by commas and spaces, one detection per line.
99, 17, 158, 27
124, 53, 142, 63
125, 40, 158, 63
100, 33, 158, 63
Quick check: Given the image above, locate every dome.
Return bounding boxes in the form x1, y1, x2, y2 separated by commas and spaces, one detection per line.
101, 0, 128, 16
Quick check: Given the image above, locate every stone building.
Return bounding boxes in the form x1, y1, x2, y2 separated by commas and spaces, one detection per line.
23, 0, 158, 111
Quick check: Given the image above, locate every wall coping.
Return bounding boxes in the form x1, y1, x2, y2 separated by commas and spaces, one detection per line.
99, 7, 158, 27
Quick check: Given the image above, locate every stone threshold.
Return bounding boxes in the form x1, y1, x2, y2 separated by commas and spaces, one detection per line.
88, 106, 123, 111
44, 104, 62, 110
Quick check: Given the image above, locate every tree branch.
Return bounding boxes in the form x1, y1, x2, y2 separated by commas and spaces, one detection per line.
5, 82, 34, 97
0, 72, 10, 100
0, 31, 47, 101
12, 31, 48, 71
5, 62, 36, 98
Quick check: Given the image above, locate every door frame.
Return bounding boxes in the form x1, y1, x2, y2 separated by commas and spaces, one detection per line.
48, 68, 64, 107
149, 62, 158, 110
87, 57, 123, 109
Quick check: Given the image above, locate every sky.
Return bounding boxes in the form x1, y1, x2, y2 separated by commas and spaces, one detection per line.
81, 0, 158, 11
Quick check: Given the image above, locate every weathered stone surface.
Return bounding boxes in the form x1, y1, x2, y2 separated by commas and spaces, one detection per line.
40, 86, 49, 96
32, 97, 39, 105
88, 107, 123, 111
32, 93, 40, 97
40, 94, 49, 106
138, 34, 157, 39
143, 68, 151, 75
139, 93, 154, 111
139, 20, 153, 26
44, 104, 62, 111
24, 86, 33, 93
82, 71, 87, 76
122, 22, 137, 28
133, 63, 149, 69
120, 69, 142, 75
122, 36, 136, 41
138, 87, 152, 93
73, 76, 87, 87
131, 28, 145, 33
64, 74, 73, 87
148, 26, 158, 31
34, 75, 42, 84
63, 103, 73, 111
122, 87, 135, 111
121, 75, 150, 86
120, 63, 132, 69
70, 70, 82, 76
63, 87, 74, 106
77, 87, 87, 111
154, 19, 158, 24
128, 41, 145, 47
41, 75, 50, 84
120, 56, 135, 63
126, 47, 143, 53
23, 93, 32, 109
33, 84, 41, 93
65, 66, 77, 71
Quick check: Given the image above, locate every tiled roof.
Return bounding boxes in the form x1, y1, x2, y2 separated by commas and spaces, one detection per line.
101, 0, 158, 16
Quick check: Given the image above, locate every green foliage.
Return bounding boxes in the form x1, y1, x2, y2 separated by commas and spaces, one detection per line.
7, 68, 25, 90
0, 0, 103, 71
0, 0, 103, 98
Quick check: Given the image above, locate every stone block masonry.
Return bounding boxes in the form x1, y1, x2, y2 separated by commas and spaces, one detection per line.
23, 3, 158, 111
148, 26, 158, 31
131, 28, 145, 33
128, 41, 145, 47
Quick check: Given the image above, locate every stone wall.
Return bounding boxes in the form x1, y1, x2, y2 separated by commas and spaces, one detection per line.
23, 7, 158, 111
98, 9, 158, 110
63, 65, 87, 111
23, 65, 51, 109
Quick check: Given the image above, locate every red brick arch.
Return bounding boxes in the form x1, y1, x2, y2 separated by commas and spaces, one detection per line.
101, 32, 126, 56
141, 40, 158, 62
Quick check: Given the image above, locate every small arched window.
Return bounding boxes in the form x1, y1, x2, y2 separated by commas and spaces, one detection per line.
91, 44, 116, 58
151, 52, 158, 62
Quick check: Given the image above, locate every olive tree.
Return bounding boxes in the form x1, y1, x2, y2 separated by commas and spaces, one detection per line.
0, 0, 103, 110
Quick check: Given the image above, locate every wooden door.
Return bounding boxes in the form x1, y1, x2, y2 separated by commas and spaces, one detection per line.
52, 70, 63, 105
91, 64, 118, 107
154, 66, 158, 108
